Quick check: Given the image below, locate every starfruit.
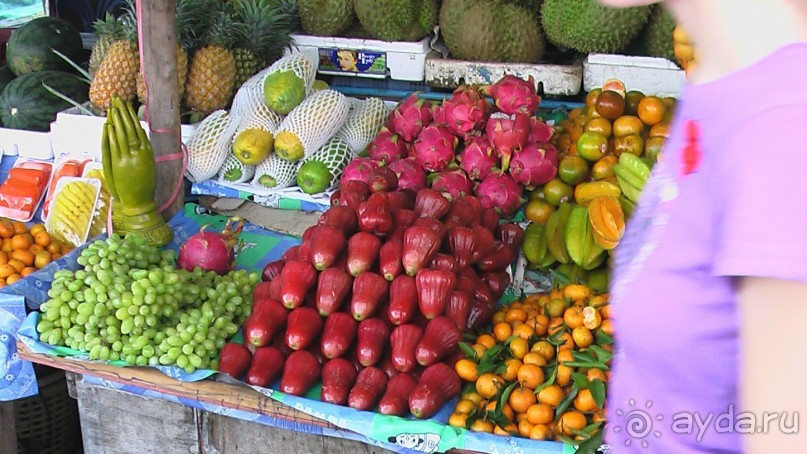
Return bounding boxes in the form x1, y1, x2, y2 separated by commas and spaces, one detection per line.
546, 201, 573, 264
565, 205, 606, 270
574, 180, 622, 206
522, 222, 548, 267
588, 196, 626, 250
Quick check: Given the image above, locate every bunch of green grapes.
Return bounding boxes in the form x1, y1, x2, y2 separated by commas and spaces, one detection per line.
36, 234, 259, 373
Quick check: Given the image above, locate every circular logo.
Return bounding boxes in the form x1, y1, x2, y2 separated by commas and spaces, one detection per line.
612, 399, 664, 449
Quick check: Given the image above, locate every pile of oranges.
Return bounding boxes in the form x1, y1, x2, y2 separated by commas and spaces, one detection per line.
449, 284, 612, 447
0, 218, 73, 287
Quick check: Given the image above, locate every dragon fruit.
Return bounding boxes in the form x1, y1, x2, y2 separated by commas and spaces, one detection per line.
430, 169, 473, 200
413, 125, 457, 173
388, 157, 428, 192
436, 85, 490, 138
389, 94, 434, 143
458, 136, 499, 181
508, 143, 559, 188
367, 127, 409, 163
527, 116, 554, 145
476, 173, 524, 217
340, 157, 380, 185
486, 113, 530, 172
481, 75, 541, 116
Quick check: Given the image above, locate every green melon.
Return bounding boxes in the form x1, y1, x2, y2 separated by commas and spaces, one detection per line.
6, 17, 85, 76
0, 67, 15, 93
0, 70, 89, 132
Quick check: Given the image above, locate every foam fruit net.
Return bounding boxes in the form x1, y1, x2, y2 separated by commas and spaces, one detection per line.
251, 154, 300, 190
335, 97, 388, 155
230, 67, 283, 128
185, 110, 238, 183
303, 136, 354, 191
275, 89, 350, 160
267, 49, 319, 96
218, 154, 255, 184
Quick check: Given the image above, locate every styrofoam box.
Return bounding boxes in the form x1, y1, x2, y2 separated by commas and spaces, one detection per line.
288, 33, 434, 82
50, 106, 199, 161
584, 53, 686, 98
0, 127, 54, 160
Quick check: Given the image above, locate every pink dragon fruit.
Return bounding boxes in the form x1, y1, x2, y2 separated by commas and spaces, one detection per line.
458, 136, 499, 181
367, 127, 409, 163
430, 169, 473, 200
340, 157, 380, 185
485, 113, 530, 172
437, 85, 490, 138
527, 117, 554, 145
476, 173, 524, 217
481, 75, 541, 116
508, 143, 559, 188
389, 93, 434, 143
413, 125, 458, 172
388, 157, 428, 192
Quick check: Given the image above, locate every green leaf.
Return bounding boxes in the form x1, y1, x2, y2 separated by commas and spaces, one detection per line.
497, 382, 518, 411
582, 421, 603, 435
458, 342, 478, 361
555, 385, 578, 419
461, 381, 476, 398
557, 435, 578, 446
571, 350, 596, 363
571, 372, 589, 389
480, 344, 506, 365
563, 361, 609, 371
504, 334, 521, 346
42, 83, 95, 116
595, 329, 614, 345
551, 269, 571, 287
589, 379, 606, 409
533, 366, 557, 395
50, 48, 92, 83
490, 411, 512, 431
574, 429, 604, 454
588, 345, 613, 363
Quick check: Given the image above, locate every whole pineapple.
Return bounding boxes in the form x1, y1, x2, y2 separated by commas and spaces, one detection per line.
89, 7, 139, 111
232, 0, 296, 90
184, 6, 242, 115
88, 13, 125, 77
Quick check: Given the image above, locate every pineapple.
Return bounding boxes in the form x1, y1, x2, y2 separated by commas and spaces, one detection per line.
232, 0, 296, 90
88, 13, 125, 77
184, 5, 243, 115
89, 6, 139, 111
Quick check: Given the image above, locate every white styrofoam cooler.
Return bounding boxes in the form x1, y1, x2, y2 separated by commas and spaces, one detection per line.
50, 106, 198, 161
584, 54, 686, 98
0, 127, 54, 160
288, 33, 434, 82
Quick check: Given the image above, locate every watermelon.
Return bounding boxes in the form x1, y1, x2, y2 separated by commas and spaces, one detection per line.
0, 71, 89, 132
6, 17, 85, 77
0, 67, 13, 125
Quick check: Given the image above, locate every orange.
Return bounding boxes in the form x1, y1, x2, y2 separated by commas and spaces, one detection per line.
0, 251, 7, 265
624, 91, 645, 116
537, 384, 565, 407
471, 344, 487, 359
485, 401, 515, 422
33, 231, 51, 247
455, 359, 480, 382
512, 324, 534, 342
0, 264, 16, 279
6, 274, 21, 285
574, 388, 600, 412
637, 96, 666, 126
10, 249, 34, 267
501, 358, 522, 382
557, 155, 591, 187
518, 419, 535, 438
556, 364, 573, 386
470, 419, 494, 433
492, 310, 506, 324
509, 387, 537, 413
61, 245, 75, 255
582, 306, 602, 330
531, 340, 555, 361
556, 133, 573, 154
454, 399, 477, 415
557, 350, 575, 364
476, 334, 496, 349
613, 134, 645, 157
51, 253, 62, 261
448, 412, 469, 428
493, 423, 518, 436
10, 234, 31, 251
28, 223, 46, 236
587, 369, 608, 383
563, 284, 591, 302
476, 373, 504, 399
529, 423, 554, 441
576, 131, 609, 162
567, 108, 584, 122
583, 116, 613, 138
29, 244, 44, 255
509, 337, 529, 360
594, 90, 625, 120
548, 317, 565, 336
546, 298, 566, 318
598, 304, 612, 319
527, 403, 555, 425
563, 306, 584, 329
556, 410, 588, 437
493, 322, 512, 342
11, 221, 26, 235
46, 242, 61, 255
541, 179, 574, 207
531, 314, 549, 337
1, 238, 12, 253
522, 352, 547, 367
644, 135, 666, 162
612, 115, 644, 137
525, 199, 555, 224
7, 259, 24, 274
572, 326, 594, 348
585, 89, 602, 113
517, 363, 545, 389
649, 121, 670, 138
20, 266, 36, 277
599, 319, 615, 337
462, 392, 483, 407
505, 307, 528, 324
0, 220, 13, 239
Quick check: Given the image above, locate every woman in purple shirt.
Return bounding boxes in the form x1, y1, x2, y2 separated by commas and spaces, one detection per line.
597, 0, 807, 452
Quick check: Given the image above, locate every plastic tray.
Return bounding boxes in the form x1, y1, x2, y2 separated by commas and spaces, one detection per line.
44, 177, 101, 248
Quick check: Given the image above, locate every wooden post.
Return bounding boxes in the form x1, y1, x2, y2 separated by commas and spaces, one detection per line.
139, 0, 184, 220
0, 401, 18, 454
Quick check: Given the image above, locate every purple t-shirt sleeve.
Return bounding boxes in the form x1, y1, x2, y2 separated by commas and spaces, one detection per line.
714, 105, 807, 282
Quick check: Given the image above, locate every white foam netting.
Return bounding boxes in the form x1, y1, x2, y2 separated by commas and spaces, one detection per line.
267, 49, 319, 96
275, 89, 351, 161
230, 66, 281, 125
218, 153, 256, 184
303, 136, 354, 191
186, 110, 239, 183
335, 97, 387, 155
251, 154, 300, 190
231, 99, 282, 149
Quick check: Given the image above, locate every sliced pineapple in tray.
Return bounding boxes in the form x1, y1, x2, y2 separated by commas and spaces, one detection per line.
45, 177, 102, 248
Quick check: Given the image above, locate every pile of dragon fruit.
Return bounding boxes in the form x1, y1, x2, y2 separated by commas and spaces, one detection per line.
217, 182, 525, 419
340, 75, 559, 217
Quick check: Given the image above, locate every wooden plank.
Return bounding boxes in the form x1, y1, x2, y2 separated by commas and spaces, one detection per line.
75, 378, 200, 454
139, 0, 185, 220
0, 400, 19, 454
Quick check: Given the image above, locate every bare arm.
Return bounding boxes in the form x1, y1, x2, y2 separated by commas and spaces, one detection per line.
738, 277, 807, 452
